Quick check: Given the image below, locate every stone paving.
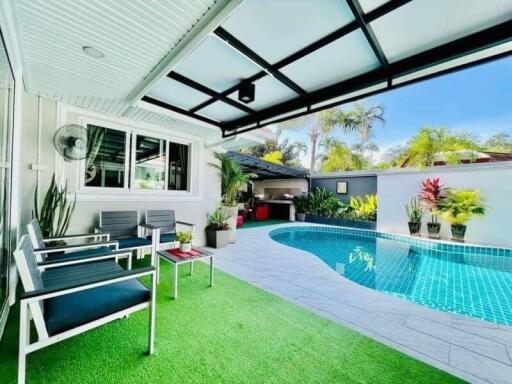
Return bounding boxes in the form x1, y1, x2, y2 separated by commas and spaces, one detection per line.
211, 223, 512, 384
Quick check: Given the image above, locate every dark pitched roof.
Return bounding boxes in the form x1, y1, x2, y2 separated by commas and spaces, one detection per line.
226, 151, 308, 180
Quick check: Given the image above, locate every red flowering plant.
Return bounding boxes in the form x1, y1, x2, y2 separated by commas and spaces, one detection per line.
418, 178, 445, 223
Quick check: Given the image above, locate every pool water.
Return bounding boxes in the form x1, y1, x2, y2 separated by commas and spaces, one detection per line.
270, 226, 512, 325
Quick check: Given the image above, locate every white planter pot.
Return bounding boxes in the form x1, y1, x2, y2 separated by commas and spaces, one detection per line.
221, 206, 238, 243
180, 243, 192, 252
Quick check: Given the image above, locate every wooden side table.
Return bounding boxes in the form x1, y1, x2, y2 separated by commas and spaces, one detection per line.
157, 248, 214, 299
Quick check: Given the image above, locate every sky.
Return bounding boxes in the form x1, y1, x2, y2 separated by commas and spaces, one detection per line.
278, 55, 512, 167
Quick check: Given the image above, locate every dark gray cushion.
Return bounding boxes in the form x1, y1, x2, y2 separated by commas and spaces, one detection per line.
43, 261, 150, 336
118, 237, 152, 249
46, 246, 112, 262
148, 232, 176, 243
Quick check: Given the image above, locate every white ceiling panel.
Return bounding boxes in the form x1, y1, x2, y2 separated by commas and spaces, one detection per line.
359, 0, 390, 14
197, 101, 248, 122
281, 30, 381, 93
147, 77, 211, 111
173, 35, 261, 93
227, 75, 296, 111
221, 0, 355, 64
371, 0, 512, 63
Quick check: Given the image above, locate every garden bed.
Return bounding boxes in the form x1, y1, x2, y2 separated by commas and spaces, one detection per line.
305, 214, 377, 230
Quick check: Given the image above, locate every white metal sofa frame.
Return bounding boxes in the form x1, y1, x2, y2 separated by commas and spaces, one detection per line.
27, 218, 119, 263
97, 210, 157, 269
14, 235, 156, 384
144, 209, 195, 282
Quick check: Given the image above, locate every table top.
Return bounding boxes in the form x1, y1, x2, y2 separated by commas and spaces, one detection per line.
158, 247, 213, 264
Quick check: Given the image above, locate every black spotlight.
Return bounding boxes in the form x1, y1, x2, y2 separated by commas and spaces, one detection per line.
238, 82, 255, 103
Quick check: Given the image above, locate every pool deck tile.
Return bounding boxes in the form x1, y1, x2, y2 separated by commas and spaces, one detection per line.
211, 223, 512, 384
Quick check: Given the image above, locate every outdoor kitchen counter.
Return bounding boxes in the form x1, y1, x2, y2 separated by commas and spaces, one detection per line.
259, 200, 296, 221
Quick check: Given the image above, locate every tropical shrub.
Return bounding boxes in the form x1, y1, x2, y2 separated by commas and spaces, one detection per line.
206, 208, 231, 231
348, 195, 378, 221
418, 177, 445, 223
307, 187, 347, 218
435, 189, 486, 225
405, 198, 424, 223
176, 230, 192, 244
293, 194, 309, 214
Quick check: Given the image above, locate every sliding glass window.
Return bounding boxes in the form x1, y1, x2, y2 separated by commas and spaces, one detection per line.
134, 135, 166, 190
168, 142, 189, 191
85, 125, 127, 188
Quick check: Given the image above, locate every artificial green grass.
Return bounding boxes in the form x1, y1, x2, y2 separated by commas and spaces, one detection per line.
240, 219, 290, 229
0, 262, 462, 384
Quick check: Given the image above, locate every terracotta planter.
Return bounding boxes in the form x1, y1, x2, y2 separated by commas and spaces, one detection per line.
408, 221, 422, 236
427, 222, 441, 239
451, 224, 467, 242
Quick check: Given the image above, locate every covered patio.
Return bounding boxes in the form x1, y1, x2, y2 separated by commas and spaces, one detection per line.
0, 1, 511, 383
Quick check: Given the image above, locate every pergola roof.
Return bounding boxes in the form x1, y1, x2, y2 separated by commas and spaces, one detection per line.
226, 151, 308, 180
143, 0, 512, 137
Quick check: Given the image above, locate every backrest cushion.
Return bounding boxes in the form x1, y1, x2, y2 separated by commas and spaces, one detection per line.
146, 210, 176, 234
101, 211, 138, 239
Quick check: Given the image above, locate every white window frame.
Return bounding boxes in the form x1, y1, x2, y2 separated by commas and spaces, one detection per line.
77, 116, 196, 198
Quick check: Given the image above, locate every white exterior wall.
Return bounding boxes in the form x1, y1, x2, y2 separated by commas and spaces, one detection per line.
19, 92, 222, 245
252, 178, 309, 197
377, 162, 512, 247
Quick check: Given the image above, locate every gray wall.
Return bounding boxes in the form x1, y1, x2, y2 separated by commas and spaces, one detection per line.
311, 175, 377, 203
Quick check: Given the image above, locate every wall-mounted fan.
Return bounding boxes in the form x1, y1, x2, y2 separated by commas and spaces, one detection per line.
53, 124, 87, 161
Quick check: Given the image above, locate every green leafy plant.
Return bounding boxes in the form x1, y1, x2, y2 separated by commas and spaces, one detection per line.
33, 174, 76, 238
435, 189, 486, 225
405, 198, 424, 223
293, 194, 309, 214
176, 230, 193, 244
306, 187, 346, 218
348, 194, 378, 221
210, 153, 257, 207
206, 208, 231, 231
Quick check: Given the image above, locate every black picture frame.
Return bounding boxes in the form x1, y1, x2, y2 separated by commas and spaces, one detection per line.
336, 181, 347, 194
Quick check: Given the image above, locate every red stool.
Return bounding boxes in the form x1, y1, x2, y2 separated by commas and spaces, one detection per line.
255, 204, 269, 221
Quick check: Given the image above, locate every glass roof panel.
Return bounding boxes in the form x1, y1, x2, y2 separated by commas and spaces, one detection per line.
197, 101, 248, 122
227, 75, 297, 111
371, 0, 512, 63
174, 36, 261, 92
147, 77, 210, 110
221, 0, 355, 64
359, 0, 390, 14
280, 30, 381, 92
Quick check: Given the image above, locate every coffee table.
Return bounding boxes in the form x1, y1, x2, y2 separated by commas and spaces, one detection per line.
157, 248, 214, 299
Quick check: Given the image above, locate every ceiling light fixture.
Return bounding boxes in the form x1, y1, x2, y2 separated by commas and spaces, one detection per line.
82, 45, 105, 59
238, 82, 255, 104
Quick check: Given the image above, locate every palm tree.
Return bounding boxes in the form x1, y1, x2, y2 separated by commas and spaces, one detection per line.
366, 142, 379, 164
342, 101, 385, 151
275, 109, 346, 172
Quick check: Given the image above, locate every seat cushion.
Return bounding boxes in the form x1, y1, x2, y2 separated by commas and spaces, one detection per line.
46, 246, 112, 262
43, 261, 150, 336
117, 237, 152, 249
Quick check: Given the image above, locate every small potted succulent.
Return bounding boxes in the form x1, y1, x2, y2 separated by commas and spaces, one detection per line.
293, 194, 308, 222
435, 189, 486, 242
418, 177, 445, 239
205, 208, 231, 248
405, 198, 424, 236
176, 230, 193, 252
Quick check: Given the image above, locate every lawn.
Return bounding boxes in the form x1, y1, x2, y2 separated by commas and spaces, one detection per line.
0, 261, 462, 384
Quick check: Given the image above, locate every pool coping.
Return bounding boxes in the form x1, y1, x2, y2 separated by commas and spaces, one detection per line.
211, 222, 512, 384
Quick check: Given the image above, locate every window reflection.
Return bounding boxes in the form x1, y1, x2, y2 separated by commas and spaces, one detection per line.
168, 142, 189, 191
134, 135, 166, 190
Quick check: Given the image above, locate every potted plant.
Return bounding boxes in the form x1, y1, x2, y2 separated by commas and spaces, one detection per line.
293, 194, 308, 222
405, 198, 424, 236
210, 153, 256, 243
418, 177, 445, 239
435, 189, 486, 242
205, 208, 231, 248
176, 230, 193, 252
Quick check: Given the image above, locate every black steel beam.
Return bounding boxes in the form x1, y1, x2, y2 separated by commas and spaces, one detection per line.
168, 72, 254, 114
141, 96, 222, 128
346, 0, 391, 84
214, 27, 307, 97
222, 19, 512, 133
189, 0, 410, 115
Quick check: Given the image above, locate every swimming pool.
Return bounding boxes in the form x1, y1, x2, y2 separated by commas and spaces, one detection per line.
270, 226, 512, 325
